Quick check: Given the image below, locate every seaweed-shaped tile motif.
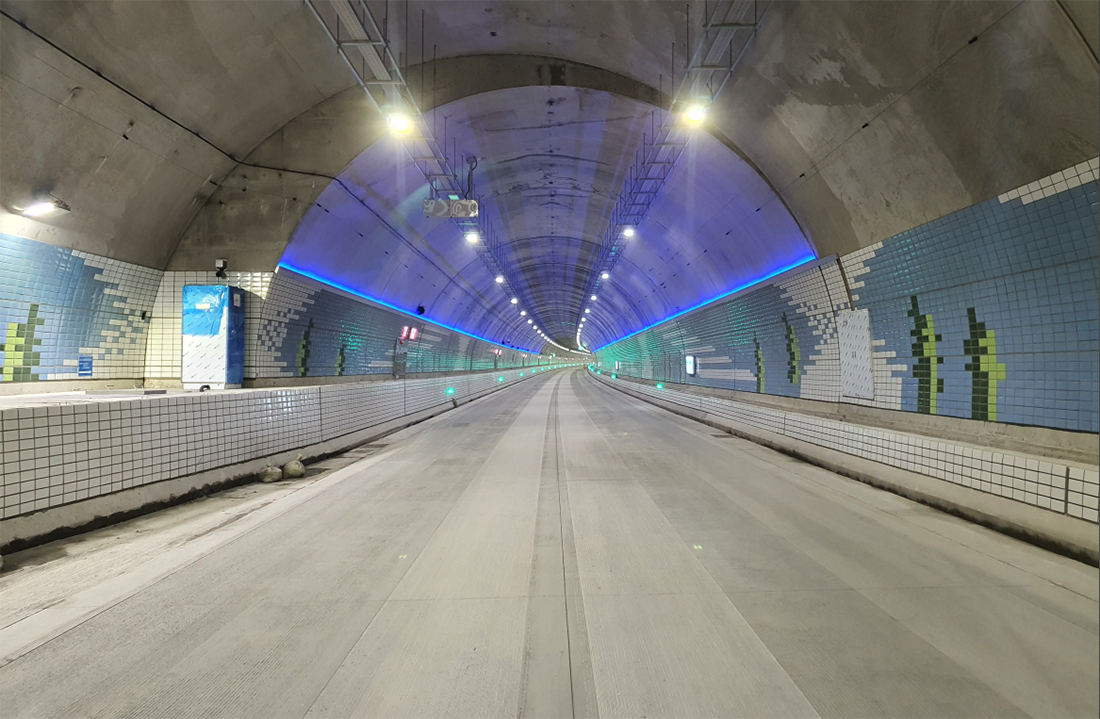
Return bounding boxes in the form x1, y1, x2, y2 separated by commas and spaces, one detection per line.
908, 296, 944, 414
0, 304, 45, 382
963, 308, 1007, 421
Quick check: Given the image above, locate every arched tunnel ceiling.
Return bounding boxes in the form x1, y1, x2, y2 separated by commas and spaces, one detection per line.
2, 0, 1097, 351
279, 84, 815, 349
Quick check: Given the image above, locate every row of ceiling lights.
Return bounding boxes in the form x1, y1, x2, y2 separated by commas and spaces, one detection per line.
386, 98, 703, 354
580, 222, 642, 347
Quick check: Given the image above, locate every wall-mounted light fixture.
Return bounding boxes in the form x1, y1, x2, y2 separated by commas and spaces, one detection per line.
20, 195, 71, 218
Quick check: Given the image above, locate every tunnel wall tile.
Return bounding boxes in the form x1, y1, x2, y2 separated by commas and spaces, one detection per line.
249, 272, 543, 379
595, 158, 1100, 434
0, 237, 546, 390
0, 234, 160, 384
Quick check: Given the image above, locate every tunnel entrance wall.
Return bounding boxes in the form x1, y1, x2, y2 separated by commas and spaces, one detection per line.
594, 159, 1100, 435
592, 159, 1100, 525
0, 241, 564, 394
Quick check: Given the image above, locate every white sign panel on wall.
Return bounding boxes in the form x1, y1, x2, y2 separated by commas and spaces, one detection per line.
685, 355, 696, 376
837, 309, 875, 399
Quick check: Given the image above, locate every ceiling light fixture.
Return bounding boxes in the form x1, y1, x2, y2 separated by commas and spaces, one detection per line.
601, 272, 609, 279
495, 275, 504, 283
387, 110, 412, 135
682, 100, 709, 125
520, 310, 527, 316
510, 297, 518, 304
590, 295, 597, 301
584, 308, 591, 314
465, 231, 480, 244
622, 227, 635, 238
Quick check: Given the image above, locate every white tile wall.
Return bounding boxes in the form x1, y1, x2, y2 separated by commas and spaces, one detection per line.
0, 366, 568, 519
597, 372, 1099, 524
997, 157, 1100, 205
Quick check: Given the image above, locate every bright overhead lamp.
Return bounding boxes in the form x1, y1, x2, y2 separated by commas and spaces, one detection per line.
528, 319, 533, 324
683, 100, 709, 125
21, 196, 71, 218
387, 110, 412, 135
601, 272, 609, 279
584, 308, 591, 314
465, 231, 480, 244
622, 227, 635, 238
590, 295, 597, 301
520, 310, 527, 316
510, 297, 518, 304
495, 275, 504, 283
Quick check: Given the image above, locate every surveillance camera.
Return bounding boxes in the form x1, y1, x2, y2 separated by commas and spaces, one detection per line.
215, 259, 228, 278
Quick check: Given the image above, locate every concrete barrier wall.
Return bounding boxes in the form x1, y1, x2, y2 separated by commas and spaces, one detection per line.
0, 365, 575, 525
591, 370, 1099, 525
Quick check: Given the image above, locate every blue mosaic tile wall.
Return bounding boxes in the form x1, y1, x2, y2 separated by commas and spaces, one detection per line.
252, 272, 550, 378
596, 159, 1100, 433
0, 233, 160, 383
594, 260, 848, 403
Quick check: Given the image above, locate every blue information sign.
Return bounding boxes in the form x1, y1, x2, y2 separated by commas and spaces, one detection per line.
78, 355, 93, 377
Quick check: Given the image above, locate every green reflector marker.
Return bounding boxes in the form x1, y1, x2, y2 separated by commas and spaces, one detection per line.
520, 372, 524, 376
656, 383, 664, 389
446, 387, 455, 395
498, 376, 504, 382
611, 373, 617, 379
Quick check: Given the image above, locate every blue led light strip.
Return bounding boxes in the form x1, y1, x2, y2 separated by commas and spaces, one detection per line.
276, 262, 543, 354
591, 255, 818, 351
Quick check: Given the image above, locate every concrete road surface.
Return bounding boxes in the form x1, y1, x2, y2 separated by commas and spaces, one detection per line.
1, 369, 1096, 718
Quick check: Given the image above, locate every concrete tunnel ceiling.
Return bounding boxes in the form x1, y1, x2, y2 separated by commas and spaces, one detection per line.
2, 1, 1096, 350
280, 83, 815, 350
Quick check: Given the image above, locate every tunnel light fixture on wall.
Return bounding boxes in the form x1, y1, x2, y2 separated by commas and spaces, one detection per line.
465, 231, 480, 244
520, 310, 527, 316
590, 295, 598, 301
510, 297, 518, 304
495, 275, 504, 283
585, 308, 591, 314
601, 272, 610, 280
621, 227, 635, 238
527, 319, 533, 324
20, 195, 71, 218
